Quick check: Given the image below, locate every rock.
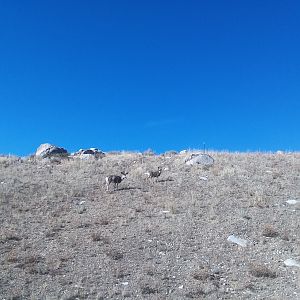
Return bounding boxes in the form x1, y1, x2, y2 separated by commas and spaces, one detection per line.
185, 153, 214, 166
286, 200, 300, 205
211, 267, 221, 274
284, 259, 300, 268
72, 148, 105, 160
78, 206, 86, 214
36, 143, 68, 158
227, 235, 248, 247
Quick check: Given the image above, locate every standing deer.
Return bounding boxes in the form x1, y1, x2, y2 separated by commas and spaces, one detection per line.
105, 171, 128, 191
145, 167, 162, 182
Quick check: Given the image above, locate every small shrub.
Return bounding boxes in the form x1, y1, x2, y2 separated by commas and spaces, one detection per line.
249, 263, 277, 278
192, 267, 210, 281
91, 233, 109, 244
280, 230, 290, 241
143, 149, 155, 156
106, 250, 123, 260
262, 224, 279, 237
141, 286, 158, 295
185, 289, 205, 298
96, 218, 110, 226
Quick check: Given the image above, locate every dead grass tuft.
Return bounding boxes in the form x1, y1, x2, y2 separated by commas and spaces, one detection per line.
192, 267, 210, 281
249, 263, 277, 278
262, 224, 279, 237
141, 286, 159, 295
106, 250, 123, 260
91, 233, 110, 244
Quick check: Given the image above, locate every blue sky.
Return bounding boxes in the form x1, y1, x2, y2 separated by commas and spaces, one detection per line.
0, 0, 299, 155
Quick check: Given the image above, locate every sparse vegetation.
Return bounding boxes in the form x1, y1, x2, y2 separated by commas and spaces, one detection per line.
0, 151, 299, 299
262, 224, 279, 237
249, 263, 277, 278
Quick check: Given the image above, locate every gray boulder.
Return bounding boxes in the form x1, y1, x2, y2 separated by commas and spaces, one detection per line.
72, 148, 105, 160
185, 153, 214, 166
36, 143, 68, 158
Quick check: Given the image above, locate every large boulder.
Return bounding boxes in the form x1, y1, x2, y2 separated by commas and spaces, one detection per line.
185, 153, 214, 166
72, 148, 105, 160
36, 143, 68, 158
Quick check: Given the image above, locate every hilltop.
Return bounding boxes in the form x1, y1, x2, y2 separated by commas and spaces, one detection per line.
0, 151, 299, 299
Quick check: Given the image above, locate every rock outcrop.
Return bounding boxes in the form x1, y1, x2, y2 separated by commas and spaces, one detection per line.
36, 143, 68, 158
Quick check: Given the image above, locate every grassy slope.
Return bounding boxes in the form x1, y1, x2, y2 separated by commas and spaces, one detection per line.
0, 152, 299, 299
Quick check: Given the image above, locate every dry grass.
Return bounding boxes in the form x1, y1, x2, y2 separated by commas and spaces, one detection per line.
0, 151, 299, 299
262, 224, 279, 237
249, 263, 277, 278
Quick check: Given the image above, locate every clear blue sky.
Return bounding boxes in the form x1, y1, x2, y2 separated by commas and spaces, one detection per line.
0, 0, 299, 155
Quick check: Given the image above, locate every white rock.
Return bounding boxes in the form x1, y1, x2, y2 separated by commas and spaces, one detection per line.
227, 235, 248, 247
286, 200, 300, 205
186, 153, 214, 166
36, 143, 68, 158
72, 148, 105, 160
284, 259, 300, 268
36, 143, 53, 156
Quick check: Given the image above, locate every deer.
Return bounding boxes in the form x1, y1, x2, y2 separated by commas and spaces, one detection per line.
145, 166, 162, 182
105, 171, 128, 191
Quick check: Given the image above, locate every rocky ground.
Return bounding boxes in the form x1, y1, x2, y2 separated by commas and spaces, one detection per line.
0, 151, 299, 299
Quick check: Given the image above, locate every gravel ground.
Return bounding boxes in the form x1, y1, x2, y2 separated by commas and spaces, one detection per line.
0, 151, 299, 299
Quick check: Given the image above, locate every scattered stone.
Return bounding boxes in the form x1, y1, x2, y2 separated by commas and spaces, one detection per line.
78, 206, 86, 214
286, 200, 300, 205
227, 235, 248, 247
36, 143, 68, 158
185, 153, 214, 166
211, 267, 221, 274
72, 148, 105, 160
284, 259, 300, 268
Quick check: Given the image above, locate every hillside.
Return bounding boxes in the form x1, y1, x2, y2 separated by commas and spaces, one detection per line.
0, 151, 299, 299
